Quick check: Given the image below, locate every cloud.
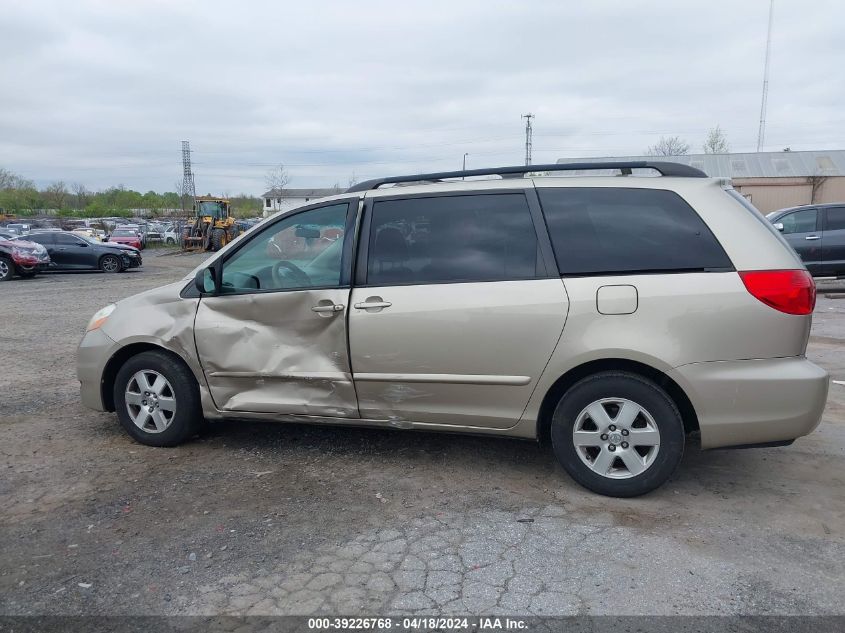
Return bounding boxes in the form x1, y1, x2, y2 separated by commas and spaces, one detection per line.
0, 0, 843, 192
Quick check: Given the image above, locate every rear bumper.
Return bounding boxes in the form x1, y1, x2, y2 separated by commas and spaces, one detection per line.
670, 357, 828, 449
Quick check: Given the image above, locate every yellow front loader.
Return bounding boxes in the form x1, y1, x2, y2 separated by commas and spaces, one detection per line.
181, 197, 240, 252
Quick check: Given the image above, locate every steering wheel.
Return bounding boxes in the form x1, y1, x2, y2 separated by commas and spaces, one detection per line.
272, 260, 312, 288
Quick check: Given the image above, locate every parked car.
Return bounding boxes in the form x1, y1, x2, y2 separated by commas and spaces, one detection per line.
108, 228, 143, 250
0, 237, 51, 281
20, 231, 142, 273
77, 162, 827, 497
6, 223, 31, 234
766, 203, 845, 276
72, 228, 104, 241
163, 226, 179, 245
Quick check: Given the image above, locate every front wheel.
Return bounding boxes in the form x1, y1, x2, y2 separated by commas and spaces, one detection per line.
113, 350, 202, 447
210, 228, 226, 251
550, 371, 684, 497
99, 254, 123, 273
0, 257, 14, 281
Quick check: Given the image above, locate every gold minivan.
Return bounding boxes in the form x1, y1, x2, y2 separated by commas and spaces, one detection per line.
77, 162, 828, 496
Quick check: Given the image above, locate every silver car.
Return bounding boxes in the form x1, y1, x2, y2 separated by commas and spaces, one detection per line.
77, 162, 828, 497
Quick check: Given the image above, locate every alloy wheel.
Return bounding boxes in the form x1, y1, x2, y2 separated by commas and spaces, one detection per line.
124, 370, 177, 433
572, 397, 661, 479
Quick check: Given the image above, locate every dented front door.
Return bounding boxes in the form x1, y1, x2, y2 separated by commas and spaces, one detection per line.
193, 201, 360, 419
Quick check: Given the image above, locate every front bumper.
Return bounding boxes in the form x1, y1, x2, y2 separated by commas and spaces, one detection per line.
77, 328, 118, 411
670, 357, 829, 449
121, 254, 142, 269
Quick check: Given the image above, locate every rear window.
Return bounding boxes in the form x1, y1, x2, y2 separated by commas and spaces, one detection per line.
537, 187, 732, 275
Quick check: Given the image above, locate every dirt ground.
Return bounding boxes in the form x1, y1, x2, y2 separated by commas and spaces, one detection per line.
1, 252, 843, 616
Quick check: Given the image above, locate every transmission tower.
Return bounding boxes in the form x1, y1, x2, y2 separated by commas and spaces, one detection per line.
522, 113, 534, 166
756, 0, 774, 152
181, 140, 196, 208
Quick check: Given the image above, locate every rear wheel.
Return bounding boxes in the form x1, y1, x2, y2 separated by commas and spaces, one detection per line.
113, 350, 202, 447
0, 257, 13, 281
99, 254, 122, 273
210, 228, 226, 251
550, 371, 684, 497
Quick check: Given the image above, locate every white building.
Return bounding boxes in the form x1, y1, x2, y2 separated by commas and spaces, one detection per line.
262, 188, 341, 217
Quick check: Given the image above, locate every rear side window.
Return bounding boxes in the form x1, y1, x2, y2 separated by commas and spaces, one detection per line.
778, 209, 817, 234
537, 187, 732, 275
825, 207, 845, 231
367, 193, 545, 285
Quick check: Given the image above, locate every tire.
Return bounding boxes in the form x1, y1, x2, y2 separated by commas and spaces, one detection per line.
165, 238, 175, 245
0, 256, 13, 281
550, 371, 684, 497
113, 350, 202, 447
210, 228, 226, 251
99, 254, 123, 273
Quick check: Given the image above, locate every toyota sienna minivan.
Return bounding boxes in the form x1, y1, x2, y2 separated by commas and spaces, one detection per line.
77, 162, 829, 497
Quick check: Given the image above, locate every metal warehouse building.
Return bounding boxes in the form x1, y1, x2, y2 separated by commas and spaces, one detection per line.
557, 150, 845, 213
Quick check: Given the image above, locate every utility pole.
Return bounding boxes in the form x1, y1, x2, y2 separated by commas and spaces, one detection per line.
462, 152, 469, 179
522, 113, 534, 166
756, 0, 774, 152
181, 140, 196, 211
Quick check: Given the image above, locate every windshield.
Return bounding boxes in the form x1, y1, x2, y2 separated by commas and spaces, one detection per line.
199, 201, 225, 218
113, 230, 135, 237
765, 211, 779, 220
79, 235, 101, 245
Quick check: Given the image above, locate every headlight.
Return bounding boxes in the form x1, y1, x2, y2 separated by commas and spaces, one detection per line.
87, 304, 116, 332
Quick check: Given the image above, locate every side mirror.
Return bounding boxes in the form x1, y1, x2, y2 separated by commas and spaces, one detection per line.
195, 267, 218, 295
773, 222, 784, 232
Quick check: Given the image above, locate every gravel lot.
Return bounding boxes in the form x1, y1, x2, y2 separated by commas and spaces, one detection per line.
1, 253, 844, 616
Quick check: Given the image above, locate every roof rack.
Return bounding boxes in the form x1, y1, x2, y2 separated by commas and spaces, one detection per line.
346, 161, 707, 193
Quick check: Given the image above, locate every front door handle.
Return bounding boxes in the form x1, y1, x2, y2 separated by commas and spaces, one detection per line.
805, 235, 820, 240
353, 298, 392, 310
311, 303, 344, 313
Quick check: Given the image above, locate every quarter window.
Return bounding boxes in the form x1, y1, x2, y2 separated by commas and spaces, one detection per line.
219, 203, 349, 293
779, 209, 817, 235
537, 187, 732, 275
825, 207, 845, 231
366, 194, 545, 285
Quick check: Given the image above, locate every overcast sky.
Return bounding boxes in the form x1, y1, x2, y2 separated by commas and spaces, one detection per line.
1, 0, 843, 194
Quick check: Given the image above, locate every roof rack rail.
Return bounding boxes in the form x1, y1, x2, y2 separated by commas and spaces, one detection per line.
346, 161, 707, 193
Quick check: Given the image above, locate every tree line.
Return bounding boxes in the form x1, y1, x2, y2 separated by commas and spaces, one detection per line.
0, 168, 263, 218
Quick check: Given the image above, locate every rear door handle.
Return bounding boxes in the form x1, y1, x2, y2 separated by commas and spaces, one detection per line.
311, 303, 344, 313
805, 235, 820, 240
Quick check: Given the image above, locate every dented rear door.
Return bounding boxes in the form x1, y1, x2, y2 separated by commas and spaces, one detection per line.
194, 199, 360, 419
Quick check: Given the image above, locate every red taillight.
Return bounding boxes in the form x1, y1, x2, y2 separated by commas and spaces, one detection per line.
738, 270, 816, 315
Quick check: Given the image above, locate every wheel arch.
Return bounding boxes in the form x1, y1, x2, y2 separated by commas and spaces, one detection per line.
536, 358, 700, 445
101, 343, 196, 411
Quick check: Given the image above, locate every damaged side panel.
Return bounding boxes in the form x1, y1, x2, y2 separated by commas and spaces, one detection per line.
194, 288, 359, 418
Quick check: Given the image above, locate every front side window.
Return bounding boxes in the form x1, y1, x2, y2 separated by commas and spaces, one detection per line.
55, 233, 84, 246
538, 187, 732, 275
219, 202, 348, 293
779, 209, 817, 235
366, 193, 545, 285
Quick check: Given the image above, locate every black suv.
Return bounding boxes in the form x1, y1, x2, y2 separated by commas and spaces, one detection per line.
767, 203, 845, 276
